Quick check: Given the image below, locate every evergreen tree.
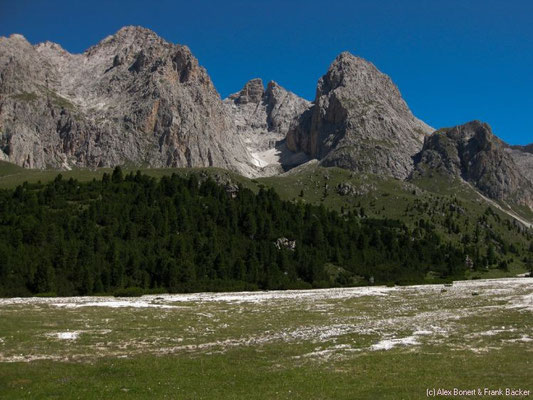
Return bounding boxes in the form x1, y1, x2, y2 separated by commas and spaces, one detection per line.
112, 166, 124, 183
0, 170, 483, 296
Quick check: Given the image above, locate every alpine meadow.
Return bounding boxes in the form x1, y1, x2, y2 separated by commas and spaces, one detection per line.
0, 3, 532, 398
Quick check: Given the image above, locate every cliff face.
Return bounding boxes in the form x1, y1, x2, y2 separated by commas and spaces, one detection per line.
286, 52, 433, 179
1, 26, 530, 212
223, 78, 311, 174
507, 144, 533, 184
412, 121, 533, 209
0, 31, 433, 179
0, 27, 253, 174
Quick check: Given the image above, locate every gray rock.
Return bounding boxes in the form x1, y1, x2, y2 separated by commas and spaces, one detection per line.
0, 27, 255, 175
286, 52, 433, 179
336, 181, 376, 196
506, 144, 533, 184
336, 183, 356, 196
412, 121, 533, 209
1, 25, 530, 215
274, 237, 296, 251
223, 79, 311, 175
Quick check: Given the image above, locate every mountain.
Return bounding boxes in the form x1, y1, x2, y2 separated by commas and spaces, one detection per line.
223, 78, 311, 175
507, 143, 533, 184
412, 121, 533, 209
513, 143, 533, 153
0, 26, 530, 216
0, 26, 253, 174
286, 52, 433, 180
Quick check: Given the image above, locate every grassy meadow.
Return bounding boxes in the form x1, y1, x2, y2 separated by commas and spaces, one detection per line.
0, 278, 531, 399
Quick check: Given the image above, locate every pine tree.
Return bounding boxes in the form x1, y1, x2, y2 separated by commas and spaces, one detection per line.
486, 244, 496, 266
112, 166, 123, 183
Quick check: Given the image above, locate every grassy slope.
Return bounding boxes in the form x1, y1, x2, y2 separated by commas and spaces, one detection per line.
0, 161, 531, 399
2, 349, 529, 399
259, 163, 532, 276
0, 281, 531, 399
0, 160, 531, 276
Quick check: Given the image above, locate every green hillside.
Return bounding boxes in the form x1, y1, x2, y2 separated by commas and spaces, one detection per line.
0, 160, 531, 283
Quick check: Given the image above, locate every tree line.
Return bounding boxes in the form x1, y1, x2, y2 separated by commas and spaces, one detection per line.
0, 168, 496, 296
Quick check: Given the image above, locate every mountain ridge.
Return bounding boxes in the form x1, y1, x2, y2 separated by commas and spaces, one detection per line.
1, 26, 530, 212
286, 51, 433, 180
412, 121, 533, 210
0, 26, 254, 175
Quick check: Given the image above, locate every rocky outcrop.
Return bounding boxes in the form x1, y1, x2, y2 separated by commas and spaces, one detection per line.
1, 24, 529, 207
412, 121, 533, 209
512, 144, 533, 154
507, 144, 533, 184
223, 78, 311, 175
286, 52, 433, 180
0, 27, 253, 174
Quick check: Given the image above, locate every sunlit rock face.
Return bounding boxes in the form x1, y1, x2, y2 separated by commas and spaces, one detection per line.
286, 52, 433, 180
0, 26, 253, 175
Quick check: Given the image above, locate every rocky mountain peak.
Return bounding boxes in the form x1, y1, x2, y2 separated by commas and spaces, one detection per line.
266, 80, 280, 90
35, 40, 67, 51
413, 121, 533, 209
91, 25, 164, 51
223, 79, 311, 175
0, 33, 49, 94
6, 33, 30, 44
286, 51, 433, 180
0, 26, 253, 174
318, 51, 371, 91
229, 78, 265, 104
317, 51, 413, 118
443, 120, 498, 146
0, 33, 32, 54
264, 80, 288, 101
116, 25, 159, 37
2, 24, 528, 211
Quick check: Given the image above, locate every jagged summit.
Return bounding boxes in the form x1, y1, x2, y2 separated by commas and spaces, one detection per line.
223, 78, 311, 175
35, 40, 68, 52
228, 78, 265, 104
89, 25, 165, 51
320, 52, 416, 116
412, 121, 533, 208
6, 33, 29, 43
1, 27, 529, 212
116, 25, 159, 37
286, 51, 433, 180
0, 26, 253, 174
319, 51, 383, 91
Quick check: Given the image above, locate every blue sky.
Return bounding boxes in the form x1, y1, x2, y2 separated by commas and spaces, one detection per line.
1, 0, 532, 145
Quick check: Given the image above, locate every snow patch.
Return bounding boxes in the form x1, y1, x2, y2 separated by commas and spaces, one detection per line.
413, 330, 433, 336
49, 331, 80, 340
52, 300, 177, 309
506, 335, 533, 343
507, 292, 533, 312
300, 344, 357, 359
370, 335, 419, 351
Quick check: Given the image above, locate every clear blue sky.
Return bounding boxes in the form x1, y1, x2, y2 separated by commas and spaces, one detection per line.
1, 0, 532, 145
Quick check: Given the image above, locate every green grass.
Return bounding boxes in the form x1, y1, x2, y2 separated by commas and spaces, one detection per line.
0, 160, 530, 277
0, 161, 25, 177
11, 92, 39, 102
1, 348, 530, 399
40, 86, 76, 110
0, 164, 255, 190
0, 279, 531, 399
9, 87, 77, 110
